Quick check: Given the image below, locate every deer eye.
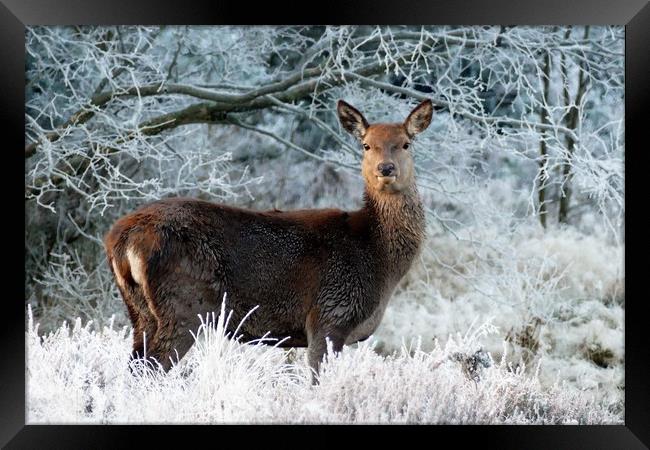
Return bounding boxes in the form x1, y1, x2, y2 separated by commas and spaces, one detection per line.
363, 143, 371, 151
403, 142, 410, 150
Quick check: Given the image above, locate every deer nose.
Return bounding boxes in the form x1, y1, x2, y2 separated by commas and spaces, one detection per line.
377, 163, 396, 177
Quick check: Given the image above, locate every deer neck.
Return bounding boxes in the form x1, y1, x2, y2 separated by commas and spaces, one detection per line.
363, 184, 425, 277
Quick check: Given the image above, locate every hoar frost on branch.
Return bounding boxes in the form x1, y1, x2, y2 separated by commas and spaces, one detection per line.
26, 26, 623, 225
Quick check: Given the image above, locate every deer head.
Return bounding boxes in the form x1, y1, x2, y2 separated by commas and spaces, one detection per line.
337, 99, 433, 194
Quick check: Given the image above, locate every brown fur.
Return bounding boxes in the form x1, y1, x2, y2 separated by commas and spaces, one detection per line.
104, 99, 433, 380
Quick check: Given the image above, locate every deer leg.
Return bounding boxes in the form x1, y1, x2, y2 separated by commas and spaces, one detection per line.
118, 283, 159, 374
109, 262, 158, 370
132, 289, 159, 358
147, 314, 198, 372
306, 325, 348, 384
144, 277, 219, 372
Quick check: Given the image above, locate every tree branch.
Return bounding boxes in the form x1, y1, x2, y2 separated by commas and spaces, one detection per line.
348, 73, 579, 140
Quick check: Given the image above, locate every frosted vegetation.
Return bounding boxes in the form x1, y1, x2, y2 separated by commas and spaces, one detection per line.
25, 25, 624, 424
27, 304, 620, 424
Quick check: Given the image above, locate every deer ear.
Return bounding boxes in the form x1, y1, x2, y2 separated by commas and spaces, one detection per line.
337, 100, 369, 140
404, 99, 433, 137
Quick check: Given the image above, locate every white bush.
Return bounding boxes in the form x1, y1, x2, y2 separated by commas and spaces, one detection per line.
27, 303, 621, 424
373, 222, 624, 411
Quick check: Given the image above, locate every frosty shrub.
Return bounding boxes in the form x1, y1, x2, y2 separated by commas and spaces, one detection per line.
373, 223, 624, 412
26, 305, 621, 424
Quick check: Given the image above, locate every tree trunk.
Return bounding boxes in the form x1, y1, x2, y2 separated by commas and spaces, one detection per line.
558, 26, 590, 224
538, 49, 551, 229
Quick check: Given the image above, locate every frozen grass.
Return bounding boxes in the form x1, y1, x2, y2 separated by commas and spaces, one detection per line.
27, 301, 622, 425
373, 223, 624, 415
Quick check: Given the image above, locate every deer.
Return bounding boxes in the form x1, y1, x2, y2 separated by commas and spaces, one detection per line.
104, 99, 433, 381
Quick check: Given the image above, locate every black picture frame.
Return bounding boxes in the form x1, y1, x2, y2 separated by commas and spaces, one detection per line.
6, 1, 647, 447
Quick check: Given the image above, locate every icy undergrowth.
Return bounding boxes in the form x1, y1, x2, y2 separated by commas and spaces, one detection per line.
374, 224, 624, 416
27, 300, 622, 424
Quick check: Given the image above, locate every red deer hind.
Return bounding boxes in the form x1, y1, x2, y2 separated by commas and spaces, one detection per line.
104, 99, 433, 379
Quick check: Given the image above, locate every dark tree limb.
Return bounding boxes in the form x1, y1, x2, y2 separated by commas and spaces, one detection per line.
24, 63, 361, 159
558, 26, 590, 224
26, 61, 391, 197
537, 49, 552, 229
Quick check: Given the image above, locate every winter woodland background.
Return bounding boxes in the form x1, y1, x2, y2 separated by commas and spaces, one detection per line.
25, 25, 624, 424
